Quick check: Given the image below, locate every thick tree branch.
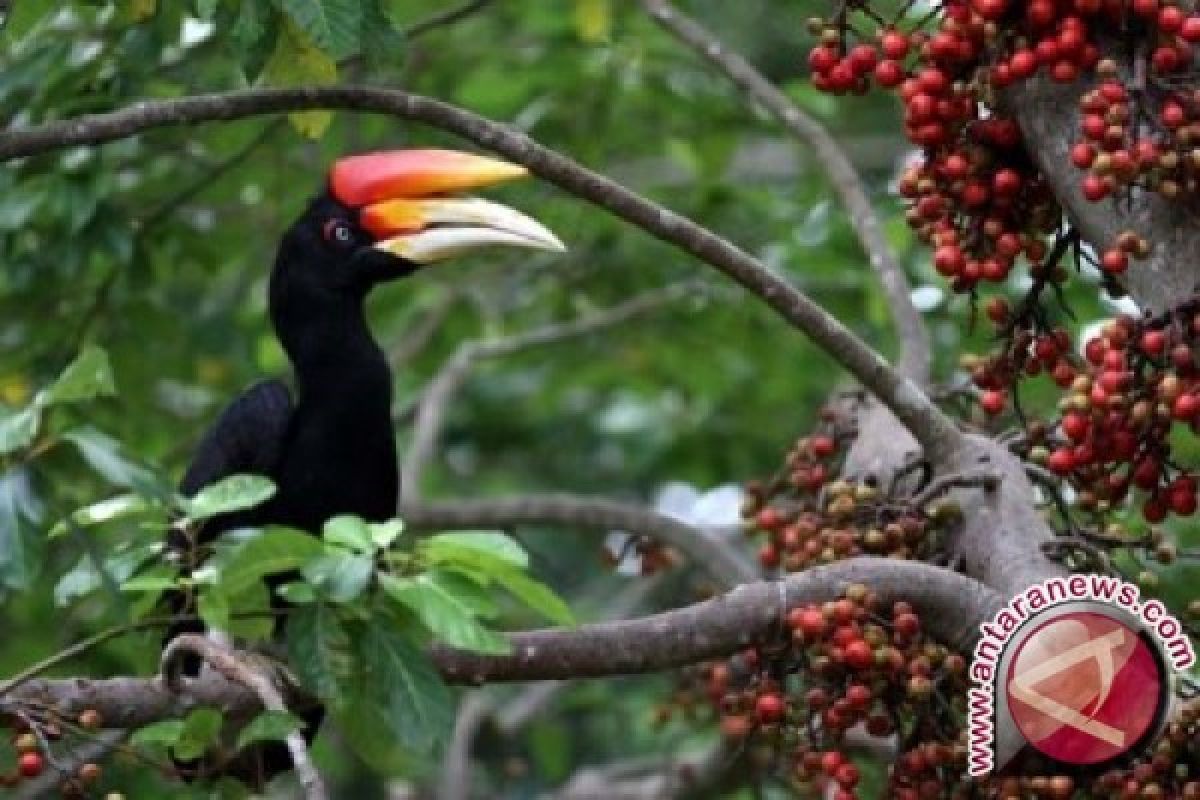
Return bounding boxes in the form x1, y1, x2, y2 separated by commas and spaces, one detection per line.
400, 283, 698, 504
440, 578, 665, 800
431, 557, 998, 683
0, 86, 962, 458
493, 577, 664, 735
8, 559, 998, 728
400, 493, 757, 587
641, 0, 931, 384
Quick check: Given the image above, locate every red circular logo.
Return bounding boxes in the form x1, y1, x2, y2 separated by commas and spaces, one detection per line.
1005, 611, 1164, 765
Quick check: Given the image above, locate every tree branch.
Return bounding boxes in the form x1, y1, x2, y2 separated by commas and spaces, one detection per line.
439, 578, 666, 800
435, 690, 494, 800
0, 86, 962, 459
402, 0, 496, 40
160, 636, 325, 800
8, 559, 998, 728
400, 493, 757, 587
399, 282, 701, 504
641, 0, 931, 384
493, 577, 664, 735
430, 558, 997, 684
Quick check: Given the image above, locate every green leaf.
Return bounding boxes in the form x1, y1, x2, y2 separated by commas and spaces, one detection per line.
348, 622, 453, 754
488, 565, 575, 627
54, 542, 161, 607
370, 519, 404, 550
302, 551, 373, 603
276, 581, 317, 604
381, 571, 509, 654
50, 493, 152, 538
121, 565, 179, 593
61, 428, 158, 491
235, 710, 304, 750
0, 406, 39, 455
277, 0, 362, 59
259, 20, 337, 137
212, 527, 323, 594
131, 719, 184, 748
287, 603, 352, 705
198, 588, 231, 630
231, 0, 279, 81
40, 346, 116, 405
226, 580, 276, 641
422, 531, 529, 570
186, 474, 276, 520
0, 469, 43, 591
358, 0, 404, 70
174, 708, 223, 761
322, 515, 374, 554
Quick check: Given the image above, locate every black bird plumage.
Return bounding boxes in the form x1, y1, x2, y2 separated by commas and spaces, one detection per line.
161, 148, 563, 787
166, 192, 414, 785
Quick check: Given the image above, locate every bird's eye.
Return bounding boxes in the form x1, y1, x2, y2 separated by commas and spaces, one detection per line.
322, 219, 355, 247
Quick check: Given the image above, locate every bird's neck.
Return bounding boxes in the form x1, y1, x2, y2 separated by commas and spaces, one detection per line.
275, 296, 393, 411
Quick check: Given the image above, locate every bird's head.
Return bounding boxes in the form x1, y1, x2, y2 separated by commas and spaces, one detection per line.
275, 149, 565, 297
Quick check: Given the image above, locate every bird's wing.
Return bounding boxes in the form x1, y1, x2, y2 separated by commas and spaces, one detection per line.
180, 379, 294, 496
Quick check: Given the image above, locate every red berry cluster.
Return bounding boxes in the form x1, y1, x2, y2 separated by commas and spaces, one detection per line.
807, 7, 1069, 293
742, 427, 943, 570
966, 300, 1077, 418
0, 709, 117, 798
1072, 56, 1200, 219
807, 0, 1200, 295
674, 585, 969, 799
1035, 309, 1200, 521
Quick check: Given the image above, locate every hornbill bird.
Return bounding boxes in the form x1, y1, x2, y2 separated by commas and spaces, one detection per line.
166, 149, 564, 785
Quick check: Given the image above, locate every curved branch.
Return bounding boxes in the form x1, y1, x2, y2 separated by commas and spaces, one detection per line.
430, 557, 999, 683
641, 0, 931, 384
9, 559, 999, 727
0, 86, 962, 459
160, 635, 326, 800
400, 493, 758, 587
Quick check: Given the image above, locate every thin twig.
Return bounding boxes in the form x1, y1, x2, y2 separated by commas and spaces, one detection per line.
400, 493, 757, 587
160, 635, 326, 800
0, 618, 175, 697
912, 470, 1001, 508
641, 0, 931, 384
402, 0, 496, 39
